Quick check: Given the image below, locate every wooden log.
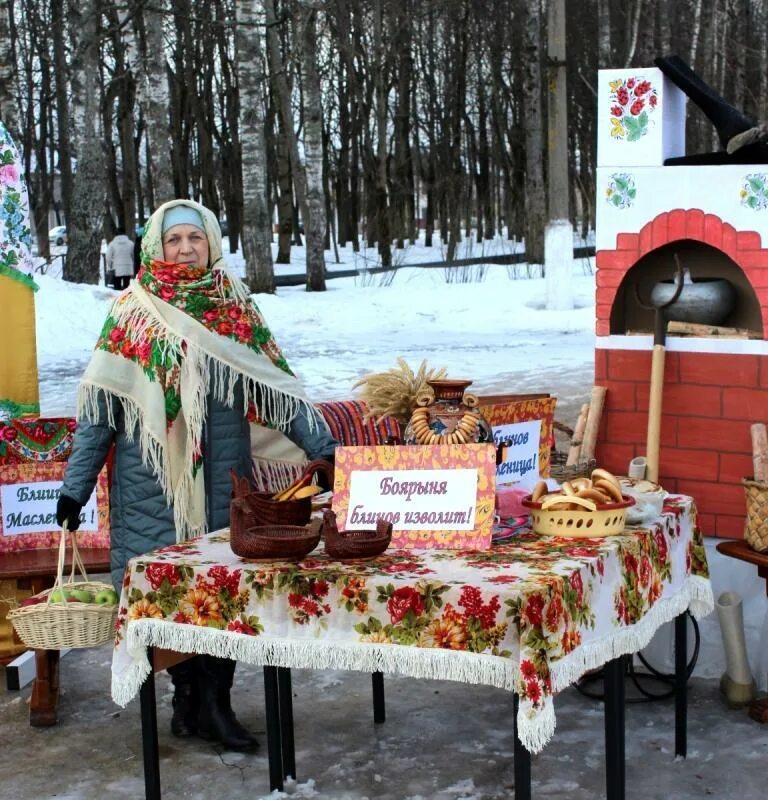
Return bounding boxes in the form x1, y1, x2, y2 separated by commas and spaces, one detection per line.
752, 423, 768, 483
580, 386, 607, 462
666, 320, 761, 339
645, 346, 666, 483
566, 403, 590, 465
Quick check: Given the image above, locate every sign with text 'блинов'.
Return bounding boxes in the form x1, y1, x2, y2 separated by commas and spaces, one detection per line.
331, 443, 496, 550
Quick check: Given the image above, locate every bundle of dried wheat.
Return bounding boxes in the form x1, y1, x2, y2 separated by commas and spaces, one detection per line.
352, 358, 447, 424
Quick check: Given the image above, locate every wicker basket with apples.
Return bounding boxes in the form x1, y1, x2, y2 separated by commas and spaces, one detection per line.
8, 525, 118, 649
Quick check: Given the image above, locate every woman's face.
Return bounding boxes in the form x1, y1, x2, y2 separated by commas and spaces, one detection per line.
162, 224, 209, 267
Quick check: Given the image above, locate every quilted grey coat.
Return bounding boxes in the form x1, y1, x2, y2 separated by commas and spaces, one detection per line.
61, 384, 336, 589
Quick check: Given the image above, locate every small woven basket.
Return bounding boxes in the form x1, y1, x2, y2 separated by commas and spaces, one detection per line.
230, 459, 334, 529
743, 478, 768, 553
548, 450, 597, 482
7, 526, 117, 650
230, 519, 322, 561
522, 493, 635, 538
321, 509, 392, 561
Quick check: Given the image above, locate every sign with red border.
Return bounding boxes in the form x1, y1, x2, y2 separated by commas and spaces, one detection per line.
0, 461, 110, 552
332, 443, 496, 550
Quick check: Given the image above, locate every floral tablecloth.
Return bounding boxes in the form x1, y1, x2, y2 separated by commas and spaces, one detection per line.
111, 495, 713, 752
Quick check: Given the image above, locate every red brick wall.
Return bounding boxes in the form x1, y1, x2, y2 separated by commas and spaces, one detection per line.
595, 209, 768, 337
595, 348, 765, 538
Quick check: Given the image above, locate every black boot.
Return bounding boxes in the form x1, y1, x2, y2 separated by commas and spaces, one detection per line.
196, 655, 259, 752
168, 657, 200, 737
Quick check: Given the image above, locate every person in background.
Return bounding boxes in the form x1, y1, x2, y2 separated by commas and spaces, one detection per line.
133, 225, 143, 276
105, 227, 135, 290
56, 199, 337, 752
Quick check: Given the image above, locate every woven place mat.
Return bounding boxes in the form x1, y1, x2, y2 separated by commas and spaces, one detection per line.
492, 515, 530, 543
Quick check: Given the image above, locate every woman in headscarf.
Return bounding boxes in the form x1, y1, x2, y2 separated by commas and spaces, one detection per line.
57, 199, 337, 752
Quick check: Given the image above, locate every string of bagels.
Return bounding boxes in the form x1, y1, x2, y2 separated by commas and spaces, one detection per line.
408, 391, 481, 446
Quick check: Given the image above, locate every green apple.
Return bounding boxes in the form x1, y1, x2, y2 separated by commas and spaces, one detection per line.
94, 588, 119, 605
69, 588, 94, 603
49, 589, 70, 603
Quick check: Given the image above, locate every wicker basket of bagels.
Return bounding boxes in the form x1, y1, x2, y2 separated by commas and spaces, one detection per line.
522, 468, 635, 538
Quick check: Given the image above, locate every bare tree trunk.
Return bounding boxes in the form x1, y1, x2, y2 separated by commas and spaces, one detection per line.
51, 0, 73, 226
372, 0, 391, 267
545, 0, 573, 310
623, 0, 644, 67
597, 0, 611, 68
65, 0, 106, 285
392, 1, 414, 248
689, 0, 704, 67
0, 1, 17, 135
521, 0, 545, 265
301, 5, 327, 291
137, 0, 174, 208
237, 0, 275, 293
757, 0, 768, 121
274, 119, 294, 263
265, 0, 309, 252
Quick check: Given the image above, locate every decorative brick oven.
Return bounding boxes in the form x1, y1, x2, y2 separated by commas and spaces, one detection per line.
593, 67, 768, 539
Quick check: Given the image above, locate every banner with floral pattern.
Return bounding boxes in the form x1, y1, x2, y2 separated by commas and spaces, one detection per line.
112, 495, 713, 753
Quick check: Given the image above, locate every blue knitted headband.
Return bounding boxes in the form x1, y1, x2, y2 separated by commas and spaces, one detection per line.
162, 205, 205, 235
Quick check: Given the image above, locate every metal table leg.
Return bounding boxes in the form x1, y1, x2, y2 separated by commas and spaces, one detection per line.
277, 666, 296, 779
512, 694, 531, 800
674, 612, 688, 757
604, 655, 626, 800
139, 647, 161, 800
263, 665, 284, 792
372, 671, 386, 724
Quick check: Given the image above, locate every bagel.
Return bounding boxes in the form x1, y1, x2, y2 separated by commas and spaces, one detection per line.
570, 477, 593, 491
593, 478, 623, 503
590, 468, 621, 492
576, 487, 611, 505
542, 494, 597, 512
539, 499, 573, 511
561, 480, 578, 496
531, 480, 549, 502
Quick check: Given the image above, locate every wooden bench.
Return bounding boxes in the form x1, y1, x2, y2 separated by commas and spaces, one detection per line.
0, 547, 111, 726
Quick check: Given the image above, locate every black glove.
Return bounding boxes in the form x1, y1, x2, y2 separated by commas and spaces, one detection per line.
56, 494, 83, 531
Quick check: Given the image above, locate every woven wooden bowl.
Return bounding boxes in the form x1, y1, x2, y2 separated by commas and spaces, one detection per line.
522, 492, 635, 538
240, 491, 313, 526
321, 509, 392, 561
230, 518, 322, 562
229, 459, 335, 528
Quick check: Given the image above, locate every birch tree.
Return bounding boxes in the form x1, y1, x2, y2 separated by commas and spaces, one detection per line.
237, 0, 275, 293
136, 0, 174, 209
300, 3, 327, 290
65, 0, 106, 284
0, 1, 17, 134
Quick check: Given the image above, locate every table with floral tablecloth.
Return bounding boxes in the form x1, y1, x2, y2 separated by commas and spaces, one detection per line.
111, 494, 713, 753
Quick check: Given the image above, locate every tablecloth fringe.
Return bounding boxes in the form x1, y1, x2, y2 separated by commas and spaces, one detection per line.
113, 623, 521, 708
548, 574, 714, 695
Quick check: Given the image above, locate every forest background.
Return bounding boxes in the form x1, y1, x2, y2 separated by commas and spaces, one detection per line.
1, 0, 766, 292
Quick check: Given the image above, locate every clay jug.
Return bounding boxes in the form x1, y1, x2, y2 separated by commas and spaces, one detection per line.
403, 379, 493, 445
